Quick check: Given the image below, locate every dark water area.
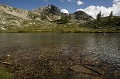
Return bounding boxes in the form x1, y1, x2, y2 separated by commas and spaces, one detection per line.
0, 33, 120, 79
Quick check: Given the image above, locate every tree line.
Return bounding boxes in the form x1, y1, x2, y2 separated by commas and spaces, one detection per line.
97, 11, 113, 22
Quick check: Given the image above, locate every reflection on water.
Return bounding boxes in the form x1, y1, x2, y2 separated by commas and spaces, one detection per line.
0, 33, 120, 62
0, 33, 120, 79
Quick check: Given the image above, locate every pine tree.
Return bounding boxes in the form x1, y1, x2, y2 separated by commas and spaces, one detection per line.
61, 14, 65, 20
108, 11, 113, 21
64, 14, 71, 23
97, 11, 101, 22
68, 14, 71, 22
60, 13, 71, 24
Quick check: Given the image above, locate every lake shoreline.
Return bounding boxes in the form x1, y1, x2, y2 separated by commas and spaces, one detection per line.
0, 29, 120, 33
0, 51, 119, 79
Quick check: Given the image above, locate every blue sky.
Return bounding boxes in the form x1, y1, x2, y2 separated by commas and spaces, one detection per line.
0, 0, 113, 12
0, 0, 120, 18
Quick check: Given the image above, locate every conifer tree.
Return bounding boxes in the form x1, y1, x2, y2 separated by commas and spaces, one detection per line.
108, 11, 113, 21
97, 11, 101, 22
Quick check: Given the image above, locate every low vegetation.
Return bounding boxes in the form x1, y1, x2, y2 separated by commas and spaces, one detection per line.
0, 13, 120, 33
84, 16, 120, 29
0, 67, 13, 79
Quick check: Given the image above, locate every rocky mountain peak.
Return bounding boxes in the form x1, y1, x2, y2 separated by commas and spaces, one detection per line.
47, 4, 58, 10
74, 10, 87, 15
74, 10, 93, 21
46, 4, 61, 15
36, 4, 61, 16
31, 4, 61, 21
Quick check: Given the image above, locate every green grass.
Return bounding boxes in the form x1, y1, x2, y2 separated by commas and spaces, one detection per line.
0, 27, 120, 33
84, 16, 120, 29
0, 22, 120, 33
0, 67, 13, 79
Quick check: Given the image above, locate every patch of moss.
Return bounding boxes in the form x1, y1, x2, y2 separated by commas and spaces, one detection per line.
0, 67, 13, 79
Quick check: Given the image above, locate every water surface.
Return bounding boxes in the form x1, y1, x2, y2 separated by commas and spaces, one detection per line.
0, 33, 119, 62
0, 33, 120, 79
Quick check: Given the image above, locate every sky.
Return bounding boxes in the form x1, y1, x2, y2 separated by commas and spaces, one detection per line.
0, 0, 120, 18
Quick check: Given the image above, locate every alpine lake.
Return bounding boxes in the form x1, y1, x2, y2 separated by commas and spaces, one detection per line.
0, 33, 120, 79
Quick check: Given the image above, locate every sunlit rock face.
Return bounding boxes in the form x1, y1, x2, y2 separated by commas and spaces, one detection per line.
34, 4, 61, 15
0, 4, 28, 19
46, 4, 61, 15
33, 4, 62, 21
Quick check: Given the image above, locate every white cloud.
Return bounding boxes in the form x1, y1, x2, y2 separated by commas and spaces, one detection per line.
61, 9, 69, 14
113, 0, 120, 3
77, 0, 120, 18
77, 6, 111, 18
77, 0, 84, 5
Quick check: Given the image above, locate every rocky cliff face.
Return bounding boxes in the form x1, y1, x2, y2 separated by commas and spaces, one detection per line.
32, 5, 61, 21
0, 4, 93, 30
0, 4, 28, 19
35, 5, 61, 15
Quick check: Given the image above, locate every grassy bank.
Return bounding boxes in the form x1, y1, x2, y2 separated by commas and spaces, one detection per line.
0, 24, 120, 33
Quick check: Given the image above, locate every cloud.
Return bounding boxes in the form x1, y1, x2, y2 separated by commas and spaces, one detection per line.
77, 0, 120, 18
77, 6, 111, 18
77, 0, 84, 5
61, 9, 69, 14
113, 0, 120, 3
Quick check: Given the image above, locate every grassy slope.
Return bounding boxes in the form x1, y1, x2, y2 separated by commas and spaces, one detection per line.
82, 16, 120, 32
0, 16, 120, 33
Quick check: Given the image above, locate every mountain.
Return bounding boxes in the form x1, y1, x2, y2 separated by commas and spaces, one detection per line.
29, 5, 61, 21
34, 5, 61, 15
0, 4, 94, 31
69, 11, 93, 23
0, 4, 28, 19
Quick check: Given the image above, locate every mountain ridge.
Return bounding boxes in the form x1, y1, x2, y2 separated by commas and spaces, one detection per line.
0, 4, 94, 31
0, 4, 93, 20
0, 4, 28, 19
1, 4, 119, 33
